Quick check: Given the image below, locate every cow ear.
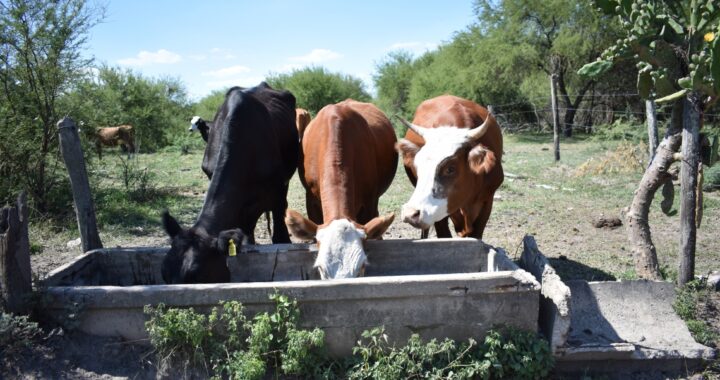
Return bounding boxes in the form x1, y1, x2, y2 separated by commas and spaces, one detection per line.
216, 229, 247, 255
162, 211, 183, 238
468, 144, 495, 174
285, 209, 318, 241
396, 139, 419, 166
364, 213, 395, 240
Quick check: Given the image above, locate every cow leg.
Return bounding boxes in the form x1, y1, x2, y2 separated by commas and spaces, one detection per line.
434, 217, 452, 238
420, 229, 429, 239
450, 211, 466, 236
471, 199, 494, 240
306, 192, 323, 225
271, 184, 291, 244
96, 141, 102, 160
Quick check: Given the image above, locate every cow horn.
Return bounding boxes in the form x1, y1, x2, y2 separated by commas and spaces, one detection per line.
467, 117, 491, 140
396, 116, 426, 138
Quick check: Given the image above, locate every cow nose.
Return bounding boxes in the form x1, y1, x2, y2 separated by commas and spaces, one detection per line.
402, 207, 422, 227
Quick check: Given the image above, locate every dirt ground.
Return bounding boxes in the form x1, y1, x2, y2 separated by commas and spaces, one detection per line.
8, 136, 720, 379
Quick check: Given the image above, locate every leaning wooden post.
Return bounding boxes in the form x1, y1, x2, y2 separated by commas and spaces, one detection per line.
57, 117, 103, 252
678, 94, 701, 286
646, 99, 659, 164
550, 74, 561, 161
0, 192, 32, 314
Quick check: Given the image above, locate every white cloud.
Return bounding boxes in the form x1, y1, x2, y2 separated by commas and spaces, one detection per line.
289, 48, 342, 63
210, 47, 237, 60
205, 76, 267, 90
188, 54, 207, 61
386, 42, 437, 54
202, 65, 252, 78
275, 63, 303, 72
117, 49, 182, 66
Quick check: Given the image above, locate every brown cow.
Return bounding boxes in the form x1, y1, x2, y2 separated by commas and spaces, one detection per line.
285, 100, 397, 279
395, 95, 503, 239
295, 108, 311, 141
95, 125, 135, 159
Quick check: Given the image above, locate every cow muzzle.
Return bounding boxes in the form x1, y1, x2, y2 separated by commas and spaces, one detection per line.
401, 206, 431, 230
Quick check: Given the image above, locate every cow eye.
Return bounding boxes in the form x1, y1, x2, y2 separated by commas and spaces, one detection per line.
444, 165, 456, 176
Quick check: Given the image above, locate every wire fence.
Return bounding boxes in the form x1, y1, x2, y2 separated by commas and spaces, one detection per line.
487, 93, 720, 133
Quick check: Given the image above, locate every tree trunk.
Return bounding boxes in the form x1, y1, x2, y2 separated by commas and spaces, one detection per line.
585, 84, 595, 134
57, 117, 103, 252
0, 192, 32, 315
678, 94, 702, 286
563, 109, 576, 138
646, 100, 659, 164
550, 74, 560, 162
626, 100, 683, 280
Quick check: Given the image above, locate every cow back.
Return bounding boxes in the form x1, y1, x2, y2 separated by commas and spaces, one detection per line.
196, 83, 298, 233
300, 100, 397, 223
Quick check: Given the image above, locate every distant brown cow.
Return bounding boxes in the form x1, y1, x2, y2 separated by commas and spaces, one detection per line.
295, 108, 311, 141
95, 125, 135, 159
285, 100, 397, 279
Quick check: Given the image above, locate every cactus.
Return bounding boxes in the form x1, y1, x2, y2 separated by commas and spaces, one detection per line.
579, 0, 720, 100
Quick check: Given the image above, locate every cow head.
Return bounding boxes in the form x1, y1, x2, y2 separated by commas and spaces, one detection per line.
161, 211, 246, 284
284, 210, 394, 279
189, 116, 211, 142
395, 118, 495, 230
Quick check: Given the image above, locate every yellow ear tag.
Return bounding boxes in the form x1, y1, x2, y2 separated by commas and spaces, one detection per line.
228, 239, 237, 257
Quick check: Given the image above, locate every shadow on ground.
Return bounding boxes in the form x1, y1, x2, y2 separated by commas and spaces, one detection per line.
548, 257, 617, 282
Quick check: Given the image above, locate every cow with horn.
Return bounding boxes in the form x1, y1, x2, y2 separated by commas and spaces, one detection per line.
395, 95, 503, 239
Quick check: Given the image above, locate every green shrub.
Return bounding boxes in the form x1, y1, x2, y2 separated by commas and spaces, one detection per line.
348, 327, 553, 380
704, 164, 720, 192
145, 295, 554, 379
0, 312, 42, 360
145, 294, 327, 380
673, 280, 720, 347
590, 119, 646, 143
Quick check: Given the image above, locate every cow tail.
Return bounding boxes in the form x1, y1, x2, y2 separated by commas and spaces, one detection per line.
265, 211, 272, 239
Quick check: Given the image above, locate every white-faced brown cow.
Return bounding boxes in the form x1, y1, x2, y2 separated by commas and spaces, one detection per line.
285, 100, 397, 279
95, 125, 135, 159
295, 108, 311, 141
396, 95, 503, 239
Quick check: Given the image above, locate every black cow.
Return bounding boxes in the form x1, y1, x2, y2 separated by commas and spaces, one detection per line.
162, 83, 299, 284
189, 115, 213, 143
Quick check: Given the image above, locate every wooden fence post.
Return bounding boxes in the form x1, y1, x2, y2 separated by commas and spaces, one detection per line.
57, 117, 103, 252
646, 99, 659, 164
0, 192, 32, 314
550, 74, 561, 162
678, 95, 701, 286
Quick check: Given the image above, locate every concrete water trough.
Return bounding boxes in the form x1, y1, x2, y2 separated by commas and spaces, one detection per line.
518, 235, 716, 374
40, 238, 540, 355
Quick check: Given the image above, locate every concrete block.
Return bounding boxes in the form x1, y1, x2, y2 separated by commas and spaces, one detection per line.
518, 235, 571, 353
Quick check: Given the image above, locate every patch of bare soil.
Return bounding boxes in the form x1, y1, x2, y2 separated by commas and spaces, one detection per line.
3, 330, 155, 379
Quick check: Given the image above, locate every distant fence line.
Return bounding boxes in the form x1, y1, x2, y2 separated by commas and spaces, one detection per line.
487, 93, 719, 133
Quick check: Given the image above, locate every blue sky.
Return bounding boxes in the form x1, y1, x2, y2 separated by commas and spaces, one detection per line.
85, 1, 476, 100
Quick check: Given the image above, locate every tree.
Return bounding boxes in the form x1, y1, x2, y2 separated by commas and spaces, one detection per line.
193, 89, 226, 121
373, 50, 415, 120
266, 66, 370, 115
406, 28, 534, 114
579, 0, 720, 283
0, 0, 103, 212
475, 0, 621, 137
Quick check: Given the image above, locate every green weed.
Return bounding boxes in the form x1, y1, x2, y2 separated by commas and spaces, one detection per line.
145, 295, 554, 379
673, 280, 720, 348
347, 327, 553, 379
0, 312, 42, 360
